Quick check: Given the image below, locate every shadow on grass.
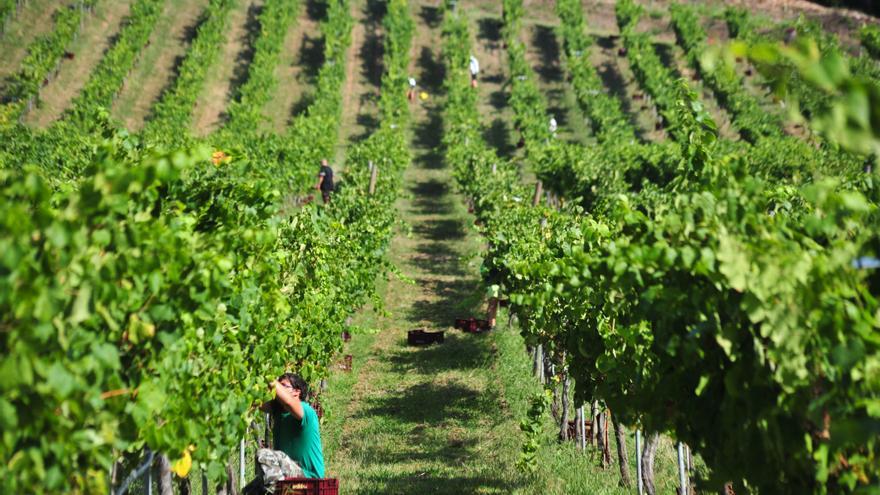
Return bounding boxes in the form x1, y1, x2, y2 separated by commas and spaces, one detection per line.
407, 278, 479, 322
532, 24, 563, 83
386, 332, 492, 374
349, 336, 525, 493
409, 178, 452, 213
298, 33, 326, 83
361, 0, 386, 89
419, 4, 442, 29
232, 2, 264, 94
305, 0, 327, 21
413, 105, 445, 168
487, 88, 506, 109
483, 117, 516, 158
360, 473, 526, 495
405, 177, 472, 280
653, 42, 685, 81
418, 45, 445, 92
477, 17, 502, 44
288, 26, 326, 119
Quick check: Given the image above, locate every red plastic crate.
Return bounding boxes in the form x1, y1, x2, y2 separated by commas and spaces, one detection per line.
565, 419, 593, 441
276, 478, 338, 495
454, 317, 492, 333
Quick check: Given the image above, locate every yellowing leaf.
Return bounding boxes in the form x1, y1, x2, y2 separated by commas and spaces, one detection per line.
171, 449, 192, 478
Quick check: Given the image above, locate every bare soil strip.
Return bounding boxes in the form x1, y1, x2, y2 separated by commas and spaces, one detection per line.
0, 0, 72, 83
191, 0, 262, 136
23, 0, 134, 128
261, 0, 323, 133
111, 0, 209, 131
581, 0, 617, 37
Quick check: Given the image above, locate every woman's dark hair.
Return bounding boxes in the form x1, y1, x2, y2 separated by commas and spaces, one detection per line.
279, 372, 309, 401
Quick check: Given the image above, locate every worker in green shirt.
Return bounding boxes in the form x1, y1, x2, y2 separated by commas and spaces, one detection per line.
245, 372, 326, 494
271, 373, 325, 479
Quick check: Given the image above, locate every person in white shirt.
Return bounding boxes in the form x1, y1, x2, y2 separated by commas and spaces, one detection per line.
408, 76, 417, 101
469, 55, 480, 88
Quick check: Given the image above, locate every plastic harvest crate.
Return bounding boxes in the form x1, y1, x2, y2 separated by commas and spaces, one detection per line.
408, 329, 444, 345
453, 317, 491, 333
276, 478, 339, 495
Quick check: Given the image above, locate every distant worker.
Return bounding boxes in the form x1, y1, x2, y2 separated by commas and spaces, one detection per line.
408, 77, 417, 101
314, 158, 334, 204
548, 116, 558, 138
469, 55, 480, 88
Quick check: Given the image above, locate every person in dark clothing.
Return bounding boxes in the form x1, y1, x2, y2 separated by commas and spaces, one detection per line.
314, 159, 334, 203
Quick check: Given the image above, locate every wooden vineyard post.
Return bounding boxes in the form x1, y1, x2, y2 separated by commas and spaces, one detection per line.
532, 180, 543, 206
636, 430, 644, 495
677, 442, 688, 495
177, 476, 191, 495
558, 371, 570, 441
225, 461, 238, 495
603, 413, 612, 466
642, 433, 660, 495
158, 455, 173, 495
368, 161, 379, 195
201, 472, 208, 495
596, 411, 611, 468
589, 401, 598, 446
612, 413, 632, 488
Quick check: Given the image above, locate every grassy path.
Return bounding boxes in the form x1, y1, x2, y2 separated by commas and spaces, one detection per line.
321, 2, 544, 494
314, 1, 689, 493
